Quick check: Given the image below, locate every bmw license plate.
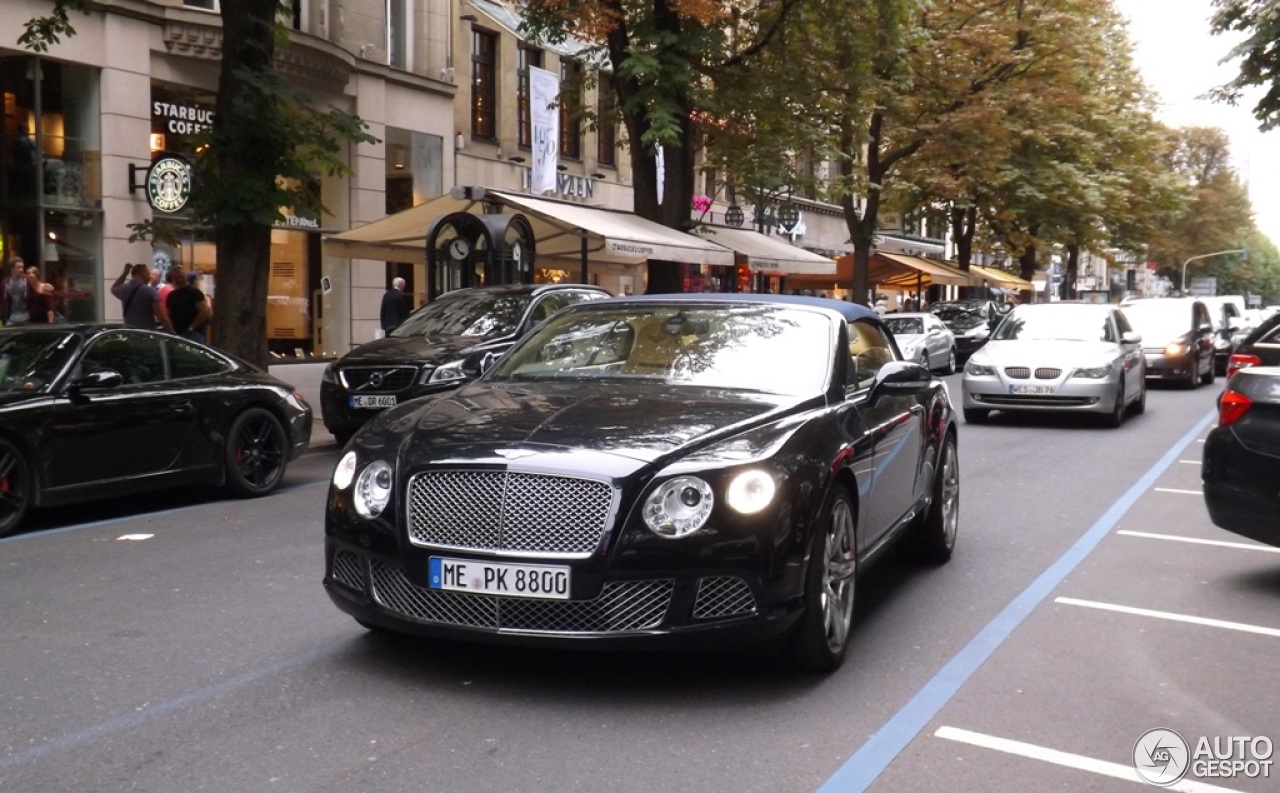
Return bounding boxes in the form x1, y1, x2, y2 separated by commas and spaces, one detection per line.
1009, 384, 1056, 396
350, 395, 396, 408
428, 557, 571, 600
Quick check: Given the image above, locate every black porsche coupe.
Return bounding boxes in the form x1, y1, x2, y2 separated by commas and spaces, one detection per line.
324, 294, 959, 671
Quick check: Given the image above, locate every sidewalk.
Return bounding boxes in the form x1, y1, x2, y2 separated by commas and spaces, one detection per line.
268, 360, 338, 452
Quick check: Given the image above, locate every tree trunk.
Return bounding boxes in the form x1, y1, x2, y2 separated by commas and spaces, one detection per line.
952, 205, 975, 270
1018, 244, 1037, 283
1061, 243, 1080, 300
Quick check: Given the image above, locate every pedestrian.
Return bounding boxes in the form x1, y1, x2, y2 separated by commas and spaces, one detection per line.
1, 256, 32, 326
380, 276, 411, 333
23, 265, 56, 323
157, 267, 176, 304
149, 268, 163, 289
164, 268, 212, 343
112, 262, 174, 332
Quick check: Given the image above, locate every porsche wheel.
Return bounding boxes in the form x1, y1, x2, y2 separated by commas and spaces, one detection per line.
225, 408, 288, 497
911, 434, 958, 564
0, 438, 32, 538
789, 488, 857, 673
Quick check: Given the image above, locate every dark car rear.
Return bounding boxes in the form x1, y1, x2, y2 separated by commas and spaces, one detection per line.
1202, 366, 1280, 547
1226, 311, 1280, 379
1119, 298, 1215, 388
320, 283, 609, 444
930, 300, 1004, 359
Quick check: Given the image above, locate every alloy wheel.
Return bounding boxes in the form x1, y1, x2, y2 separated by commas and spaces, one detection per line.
821, 497, 857, 653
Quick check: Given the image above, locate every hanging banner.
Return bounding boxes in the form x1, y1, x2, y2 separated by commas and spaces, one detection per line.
529, 66, 560, 196
655, 145, 666, 206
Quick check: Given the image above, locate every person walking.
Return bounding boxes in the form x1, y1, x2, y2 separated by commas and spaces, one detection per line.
112, 262, 174, 332
380, 276, 411, 333
165, 268, 212, 343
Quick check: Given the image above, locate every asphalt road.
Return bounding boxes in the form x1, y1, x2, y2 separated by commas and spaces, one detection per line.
3, 376, 1276, 792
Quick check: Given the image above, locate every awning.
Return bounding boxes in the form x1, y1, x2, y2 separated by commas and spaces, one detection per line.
875, 253, 980, 287
696, 226, 837, 276
323, 189, 734, 267
970, 264, 1035, 290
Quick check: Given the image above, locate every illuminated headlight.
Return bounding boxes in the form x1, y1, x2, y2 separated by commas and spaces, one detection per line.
1164, 342, 1188, 356
353, 460, 394, 518
333, 451, 358, 490
321, 364, 338, 384
1073, 363, 1113, 379
643, 476, 714, 538
428, 360, 466, 384
726, 470, 776, 515
965, 361, 995, 376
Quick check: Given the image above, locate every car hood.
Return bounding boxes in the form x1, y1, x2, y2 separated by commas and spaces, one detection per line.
895, 333, 925, 347
376, 380, 819, 473
339, 334, 508, 366
975, 340, 1118, 367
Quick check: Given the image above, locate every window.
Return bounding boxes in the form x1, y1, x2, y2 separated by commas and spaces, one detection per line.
388, 0, 409, 70
559, 61, 583, 159
596, 74, 617, 167
847, 321, 895, 390
166, 338, 232, 379
81, 332, 166, 386
471, 30, 497, 140
183, 0, 218, 10
517, 47, 543, 149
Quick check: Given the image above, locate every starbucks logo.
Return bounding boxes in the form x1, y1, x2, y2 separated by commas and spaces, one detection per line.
146, 155, 192, 213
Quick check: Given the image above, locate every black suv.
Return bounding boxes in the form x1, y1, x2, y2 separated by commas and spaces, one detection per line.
320, 283, 611, 444
930, 299, 1007, 359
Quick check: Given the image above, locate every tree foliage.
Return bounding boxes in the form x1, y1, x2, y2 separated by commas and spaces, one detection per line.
1211, 0, 1280, 131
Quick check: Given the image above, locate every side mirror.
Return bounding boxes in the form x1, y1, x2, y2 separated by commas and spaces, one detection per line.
870, 361, 931, 404
72, 369, 124, 390
1121, 331, 1142, 346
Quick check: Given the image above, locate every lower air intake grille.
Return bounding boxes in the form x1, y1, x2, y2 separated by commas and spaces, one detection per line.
692, 576, 758, 619
331, 549, 367, 591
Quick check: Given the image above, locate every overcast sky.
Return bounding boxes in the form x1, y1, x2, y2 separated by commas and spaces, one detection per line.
1112, 0, 1279, 248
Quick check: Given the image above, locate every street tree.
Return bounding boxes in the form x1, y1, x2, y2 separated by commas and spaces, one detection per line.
21, 0, 374, 368
1210, 0, 1280, 131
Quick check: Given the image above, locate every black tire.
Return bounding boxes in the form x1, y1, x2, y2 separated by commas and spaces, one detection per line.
943, 347, 957, 375
963, 407, 989, 424
1104, 383, 1125, 428
224, 407, 289, 497
1184, 355, 1200, 390
0, 438, 32, 538
1129, 379, 1147, 415
911, 434, 959, 564
789, 488, 857, 673
1200, 355, 1216, 386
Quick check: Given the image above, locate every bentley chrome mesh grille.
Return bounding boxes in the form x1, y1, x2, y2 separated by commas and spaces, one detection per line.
1004, 367, 1030, 379
331, 549, 367, 591
369, 559, 673, 633
1035, 368, 1062, 379
407, 470, 613, 556
692, 577, 758, 619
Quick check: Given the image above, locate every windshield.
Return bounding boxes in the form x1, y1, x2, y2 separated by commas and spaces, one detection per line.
1120, 303, 1194, 345
931, 301, 987, 330
992, 306, 1115, 342
884, 317, 924, 336
390, 291, 531, 340
491, 304, 835, 395
0, 329, 81, 392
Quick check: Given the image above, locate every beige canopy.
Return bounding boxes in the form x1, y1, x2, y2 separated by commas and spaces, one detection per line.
696, 226, 838, 276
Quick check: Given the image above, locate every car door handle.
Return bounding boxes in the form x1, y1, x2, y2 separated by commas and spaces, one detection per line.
170, 400, 196, 415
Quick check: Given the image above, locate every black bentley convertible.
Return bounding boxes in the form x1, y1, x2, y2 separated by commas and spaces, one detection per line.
324, 294, 959, 671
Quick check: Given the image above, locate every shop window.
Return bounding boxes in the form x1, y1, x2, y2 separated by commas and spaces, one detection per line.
559, 61, 582, 160
596, 74, 616, 167
471, 30, 497, 140
517, 47, 543, 150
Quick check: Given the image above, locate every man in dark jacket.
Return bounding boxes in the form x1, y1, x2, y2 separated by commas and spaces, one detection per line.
380, 277, 411, 333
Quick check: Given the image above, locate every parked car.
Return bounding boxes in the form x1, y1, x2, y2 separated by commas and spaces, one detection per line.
324, 294, 959, 672
1227, 310, 1280, 378
0, 325, 312, 537
1202, 366, 1280, 547
320, 283, 611, 445
961, 302, 1146, 427
884, 313, 958, 374
930, 299, 1006, 360
1199, 296, 1246, 375
1119, 298, 1216, 388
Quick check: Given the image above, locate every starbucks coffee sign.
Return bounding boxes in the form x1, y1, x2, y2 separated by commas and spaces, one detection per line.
146, 155, 192, 213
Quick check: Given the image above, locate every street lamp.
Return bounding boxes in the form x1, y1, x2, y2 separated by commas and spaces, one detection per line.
1181, 249, 1248, 294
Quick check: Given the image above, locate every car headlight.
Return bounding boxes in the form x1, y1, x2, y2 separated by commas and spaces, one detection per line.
1072, 363, 1113, 379
965, 360, 995, 376
353, 460, 394, 518
642, 476, 714, 538
900, 341, 920, 357
428, 360, 466, 384
725, 470, 776, 515
1164, 342, 1188, 356
333, 450, 358, 489
321, 364, 338, 384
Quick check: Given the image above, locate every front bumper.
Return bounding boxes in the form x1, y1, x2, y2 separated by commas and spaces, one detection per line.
320, 380, 458, 439
962, 372, 1119, 414
1143, 350, 1196, 380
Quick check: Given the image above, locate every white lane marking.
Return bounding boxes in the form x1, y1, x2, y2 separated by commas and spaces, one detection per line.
1178, 459, 1201, 465
934, 726, 1244, 793
1055, 597, 1280, 639
1117, 530, 1280, 554
116, 534, 154, 541
1197, 439, 1206, 443
1155, 487, 1204, 495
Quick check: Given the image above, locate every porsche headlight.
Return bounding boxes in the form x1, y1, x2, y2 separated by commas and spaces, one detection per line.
726, 469, 776, 515
429, 359, 466, 384
966, 360, 995, 376
333, 450, 358, 489
643, 476, 714, 538
353, 460, 394, 518
1073, 363, 1113, 379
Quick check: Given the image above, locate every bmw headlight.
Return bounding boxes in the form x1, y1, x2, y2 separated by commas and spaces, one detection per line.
428, 359, 467, 384
966, 360, 995, 376
333, 450, 358, 489
353, 460, 394, 518
643, 476, 714, 538
1073, 363, 1113, 379
725, 470, 776, 515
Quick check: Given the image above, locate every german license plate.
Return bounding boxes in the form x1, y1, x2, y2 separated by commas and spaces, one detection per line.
1010, 384, 1056, 396
428, 557, 571, 600
350, 395, 396, 408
